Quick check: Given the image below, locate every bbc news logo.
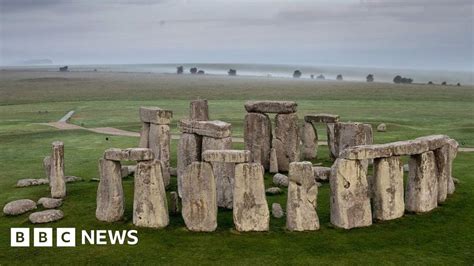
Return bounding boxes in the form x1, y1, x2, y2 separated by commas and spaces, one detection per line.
11, 228, 138, 247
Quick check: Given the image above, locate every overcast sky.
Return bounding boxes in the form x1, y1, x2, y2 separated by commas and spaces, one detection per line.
1, 0, 473, 70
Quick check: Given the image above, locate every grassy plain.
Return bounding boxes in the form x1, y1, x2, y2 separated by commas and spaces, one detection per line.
0, 70, 473, 264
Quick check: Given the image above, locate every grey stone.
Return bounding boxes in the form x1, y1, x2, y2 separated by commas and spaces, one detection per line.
434, 145, 449, 203
286, 162, 319, 231
43, 156, 51, 179
453, 177, 460, 184
447, 139, 458, 195
170, 191, 180, 215
149, 123, 171, 187
177, 133, 202, 197
274, 113, 300, 172
244, 112, 272, 169
272, 203, 284, 218
138, 122, 150, 148
29, 210, 64, 224
16, 178, 49, 187
405, 151, 438, 213
133, 160, 169, 228
202, 149, 250, 163
233, 163, 270, 232
3, 199, 37, 215
301, 121, 317, 160
313, 167, 331, 181
273, 173, 289, 187
139, 107, 173, 125
181, 162, 217, 232
190, 99, 209, 121
330, 158, 372, 229
96, 159, 124, 222
202, 136, 234, 209
269, 147, 279, 174
50, 141, 66, 198
104, 148, 155, 162
370, 156, 404, 220
327, 123, 337, 160
334, 122, 373, 158
65, 176, 82, 183
170, 167, 177, 177
121, 166, 130, 178
244, 100, 297, 114
304, 113, 339, 124
265, 187, 283, 195
37, 197, 62, 209
178, 119, 231, 138
377, 123, 387, 132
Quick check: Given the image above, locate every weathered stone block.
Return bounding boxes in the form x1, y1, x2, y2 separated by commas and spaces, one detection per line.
177, 133, 202, 197
133, 160, 169, 228
233, 163, 269, 232
104, 148, 155, 162
269, 147, 278, 173
170, 191, 180, 215
244, 100, 297, 114
50, 141, 66, 198
29, 210, 64, 224
181, 162, 217, 232
3, 199, 37, 216
304, 113, 339, 124
272, 203, 284, 218
202, 150, 250, 163
301, 121, 317, 160
274, 113, 300, 171
327, 123, 337, 160
244, 112, 272, 169
405, 151, 438, 213
447, 139, 458, 194
334, 122, 373, 158
371, 156, 404, 220
37, 197, 62, 209
286, 162, 319, 231
139, 107, 173, 125
178, 119, 231, 138
330, 158, 372, 229
190, 99, 209, 121
434, 145, 449, 203
149, 124, 171, 187
313, 166, 331, 181
96, 159, 124, 222
138, 122, 150, 148
273, 173, 289, 187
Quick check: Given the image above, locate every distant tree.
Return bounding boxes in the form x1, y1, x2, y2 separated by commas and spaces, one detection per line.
190, 67, 198, 74
428, 81, 433, 85
317, 74, 325, 80
457, 82, 461, 86
394, 75, 413, 84
197, 70, 205, 75
310, 74, 314, 79
336, 74, 343, 81
393, 75, 402, 84
177, 66, 184, 74
366, 74, 374, 82
228, 69, 237, 76
59, 66, 68, 72
293, 70, 302, 78
441, 81, 447, 85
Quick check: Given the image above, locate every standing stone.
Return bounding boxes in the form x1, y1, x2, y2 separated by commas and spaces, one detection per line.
138, 123, 150, 148
447, 139, 458, 195
177, 133, 202, 197
96, 159, 124, 222
327, 123, 337, 160
371, 156, 404, 220
286, 162, 319, 231
133, 160, 169, 228
269, 147, 278, 173
190, 99, 209, 121
170, 191, 180, 215
405, 151, 438, 213
274, 113, 300, 172
233, 163, 270, 232
149, 124, 171, 187
43, 156, 51, 179
244, 112, 272, 170
50, 141, 66, 198
272, 203, 284, 218
330, 158, 372, 229
181, 162, 217, 232
202, 136, 234, 209
434, 145, 449, 203
301, 121, 317, 160
244, 101, 297, 114
334, 123, 373, 158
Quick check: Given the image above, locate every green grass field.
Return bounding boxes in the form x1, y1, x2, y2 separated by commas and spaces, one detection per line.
0, 71, 473, 264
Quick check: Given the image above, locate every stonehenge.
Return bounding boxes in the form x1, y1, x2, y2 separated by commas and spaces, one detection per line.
244, 101, 299, 172
303, 113, 339, 160
138, 107, 172, 187
50, 141, 66, 198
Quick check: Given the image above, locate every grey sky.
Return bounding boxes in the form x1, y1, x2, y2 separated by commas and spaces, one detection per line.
1, 0, 473, 70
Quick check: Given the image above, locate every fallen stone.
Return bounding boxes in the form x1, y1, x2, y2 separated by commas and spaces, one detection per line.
274, 113, 300, 171
272, 203, 284, 218
371, 156, 404, 221
244, 100, 297, 114
301, 121, 317, 160
65, 176, 82, 183
273, 173, 289, 187
202, 150, 250, 163
286, 162, 319, 231
149, 123, 171, 187
330, 158, 372, 229
133, 160, 169, 228
139, 107, 173, 125
265, 187, 283, 195
244, 112, 272, 169
16, 178, 49, 187
405, 151, 438, 213
377, 123, 387, 132
233, 163, 270, 232
50, 141, 66, 198
181, 162, 217, 232
169, 167, 177, 177
304, 114, 339, 124
43, 156, 51, 179
453, 177, 460, 184
313, 167, 331, 181
3, 199, 37, 215
96, 159, 124, 222
190, 99, 209, 121
138, 122, 150, 148
170, 191, 180, 215
104, 148, 155, 162
37, 197, 62, 209
121, 166, 130, 178
269, 147, 279, 173
177, 133, 202, 197
178, 119, 231, 138
29, 210, 64, 224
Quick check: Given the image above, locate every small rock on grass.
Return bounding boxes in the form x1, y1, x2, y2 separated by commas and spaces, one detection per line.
272, 203, 284, 218
37, 198, 62, 209
3, 199, 37, 215
29, 210, 64, 224
266, 187, 283, 195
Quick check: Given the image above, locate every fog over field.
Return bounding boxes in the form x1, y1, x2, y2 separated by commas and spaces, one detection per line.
1, 0, 473, 72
